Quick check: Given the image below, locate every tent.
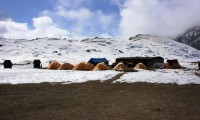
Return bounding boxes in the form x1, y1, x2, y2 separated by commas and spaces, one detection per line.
48, 61, 60, 70
164, 59, 181, 69
88, 58, 109, 66
57, 63, 74, 70
113, 62, 127, 71
73, 62, 94, 70
93, 62, 109, 71
134, 63, 147, 69
3, 60, 13, 68
33, 59, 42, 68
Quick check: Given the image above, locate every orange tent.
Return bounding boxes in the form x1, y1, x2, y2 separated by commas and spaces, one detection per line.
134, 63, 147, 69
48, 61, 60, 70
93, 62, 109, 71
113, 62, 127, 71
164, 60, 181, 69
57, 63, 74, 70
73, 62, 94, 70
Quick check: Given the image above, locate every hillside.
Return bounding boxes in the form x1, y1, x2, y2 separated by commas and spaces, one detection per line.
176, 27, 200, 50
1, 34, 200, 65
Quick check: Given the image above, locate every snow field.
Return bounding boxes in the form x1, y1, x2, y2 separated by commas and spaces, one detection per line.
114, 69, 200, 85
0, 64, 199, 85
0, 68, 120, 84
0, 35, 200, 85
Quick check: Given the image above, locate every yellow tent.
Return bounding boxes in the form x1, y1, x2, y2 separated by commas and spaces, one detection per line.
164, 60, 182, 69
57, 63, 74, 70
48, 61, 60, 70
134, 63, 147, 69
93, 62, 109, 71
113, 62, 127, 71
73, 62, 94, 70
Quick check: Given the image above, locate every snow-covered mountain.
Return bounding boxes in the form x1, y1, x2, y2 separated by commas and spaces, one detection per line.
176, 27, 200, 50
1, 34, 200, 65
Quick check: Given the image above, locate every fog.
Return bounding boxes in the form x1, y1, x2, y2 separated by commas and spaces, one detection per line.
119, 0, 200, 39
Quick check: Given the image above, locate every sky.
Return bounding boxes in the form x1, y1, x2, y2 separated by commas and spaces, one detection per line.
0, 0, 200, 39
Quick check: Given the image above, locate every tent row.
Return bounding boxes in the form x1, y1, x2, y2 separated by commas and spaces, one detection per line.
48, 61, 110, 71
48, 61, 152, 71
113, 57, 182, 69
2, 58, 183, 70
48, 59, 182, 71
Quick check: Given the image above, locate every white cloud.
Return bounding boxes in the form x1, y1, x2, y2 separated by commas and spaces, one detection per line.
97, 10, 113, 27
3, 0, 200, 40
0, 16, 69, 39
1, 0, 118, 39
119, 0, 200, 39
41, 3, 116, 38
0, 20, 29, 38
55, 6, 92, 20
0, 20, 28, 32
100, 33, 113, 38
33, 16, 53, 28
31, 16, 69, 38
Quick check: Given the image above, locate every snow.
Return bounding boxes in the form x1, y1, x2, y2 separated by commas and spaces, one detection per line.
1, 35, 200, 65
0, 68, 120, 84
0, 34, 200, 85
114, 69, 200, 85
0, 65, 199, 85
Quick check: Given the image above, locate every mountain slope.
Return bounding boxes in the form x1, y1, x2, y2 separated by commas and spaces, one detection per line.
1, 34, 200, 65
176, 27, 200, 50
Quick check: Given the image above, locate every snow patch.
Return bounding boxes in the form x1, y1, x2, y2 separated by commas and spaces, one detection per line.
0, 68, 120, 84
114, 69, 200, 85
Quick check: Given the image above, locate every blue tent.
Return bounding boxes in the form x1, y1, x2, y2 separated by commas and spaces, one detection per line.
88, 58, 109, 66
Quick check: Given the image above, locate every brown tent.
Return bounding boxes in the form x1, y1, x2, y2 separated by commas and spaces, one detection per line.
57, 63, 74, 70
113, 62, 127, 71
72, 62, 94, 70
164, 59, 181, 69
134, 63, 147, 69
93, 62, 109, 71
47, 61, 60, 70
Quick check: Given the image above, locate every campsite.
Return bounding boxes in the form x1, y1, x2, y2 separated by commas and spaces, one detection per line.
1, 0, 200, 119
1, 35, 200, 119
1, 57, 200, 120
1, 56, 200, 119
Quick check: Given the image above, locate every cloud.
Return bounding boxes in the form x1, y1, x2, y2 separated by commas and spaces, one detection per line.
100, 33, 113, 38
3, 0, 200, 40
41, 2, 117, 38
97, 10, 114, 27
0, 19, 28, 38
0, 16, 69, 39
32, 16, 69, 38
55, 6, 92, 20
1, 0, 119, 39
119, 0, 200, 39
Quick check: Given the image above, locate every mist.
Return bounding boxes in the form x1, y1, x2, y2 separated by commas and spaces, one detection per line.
119, 0, 200, 39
